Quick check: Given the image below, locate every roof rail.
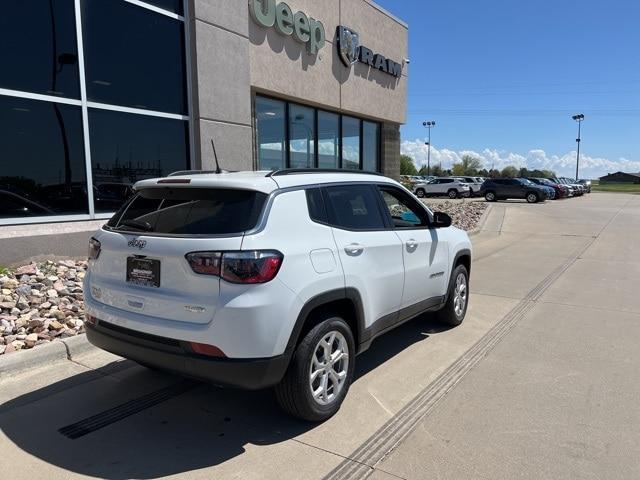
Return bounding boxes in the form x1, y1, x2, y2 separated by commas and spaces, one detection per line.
167, 170, 235, 177
266, 168, 383, 178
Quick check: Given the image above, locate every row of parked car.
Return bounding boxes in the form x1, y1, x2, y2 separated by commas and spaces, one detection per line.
410, 176, 592, 203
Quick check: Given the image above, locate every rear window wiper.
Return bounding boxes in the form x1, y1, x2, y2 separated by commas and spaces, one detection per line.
120, 219, 154, 232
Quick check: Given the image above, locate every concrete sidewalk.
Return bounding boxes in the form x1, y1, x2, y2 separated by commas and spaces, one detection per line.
0, 193, 638, 479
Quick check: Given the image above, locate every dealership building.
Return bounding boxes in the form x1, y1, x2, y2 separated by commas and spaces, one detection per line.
0, 0, 407, 258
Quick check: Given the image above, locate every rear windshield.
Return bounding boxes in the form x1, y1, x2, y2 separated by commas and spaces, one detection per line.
106, 188, 267, 235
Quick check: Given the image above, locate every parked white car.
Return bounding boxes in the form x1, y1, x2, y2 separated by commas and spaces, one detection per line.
84, 170, 472, 421
413, 177, 472, 199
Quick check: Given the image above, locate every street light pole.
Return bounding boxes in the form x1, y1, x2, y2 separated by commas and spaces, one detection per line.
422, 121, 436, 176
572, 114, 584, 180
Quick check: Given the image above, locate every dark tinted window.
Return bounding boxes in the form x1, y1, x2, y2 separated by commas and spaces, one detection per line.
441, 179, 454, 184
142, 0, 184, 15
82, 0, 187, 114
379, 187, 429, 228
318, 111, 339, 169
0, 96, 87, 218
109, 188, 267, 235
0, 1, 80, 98
89, 108, 189, 213
363, 121, 379, 172
256, 97, 286, 170
306, 188, 328, 224
325, 185, 385, 230
289, 104, 315, 168
342, 117, 360, 170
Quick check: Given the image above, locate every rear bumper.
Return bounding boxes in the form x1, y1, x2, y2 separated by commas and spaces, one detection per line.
85, 320, 290, 390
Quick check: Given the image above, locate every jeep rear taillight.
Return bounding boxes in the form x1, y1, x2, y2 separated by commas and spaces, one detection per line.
186, 250, 283, 284
185, 252, 221, 275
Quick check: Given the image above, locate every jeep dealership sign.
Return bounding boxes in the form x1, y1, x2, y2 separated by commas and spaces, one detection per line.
337, 26, 403, 78
249, 0, 326, 55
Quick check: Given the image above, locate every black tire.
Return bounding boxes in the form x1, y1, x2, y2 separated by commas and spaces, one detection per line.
275, 316, 356, 422
436, 264, 469, 327
526, 192, 539, 203
415, 188, 426, 198
448, 189, 458, 199
484, 191, 497, 202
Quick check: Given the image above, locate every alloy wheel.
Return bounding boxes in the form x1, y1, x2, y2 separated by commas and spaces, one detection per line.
309, 331, 349, 405
453, 272, 467, 317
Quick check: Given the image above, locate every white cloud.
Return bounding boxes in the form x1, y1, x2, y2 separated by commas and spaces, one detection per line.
401, 139, 640, 179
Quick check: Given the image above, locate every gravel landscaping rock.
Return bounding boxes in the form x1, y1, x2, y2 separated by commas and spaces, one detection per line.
421, 199, 488, 231
0, 260, 87, 356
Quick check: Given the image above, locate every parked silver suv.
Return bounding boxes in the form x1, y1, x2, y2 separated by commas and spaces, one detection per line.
413, 177, 472, 199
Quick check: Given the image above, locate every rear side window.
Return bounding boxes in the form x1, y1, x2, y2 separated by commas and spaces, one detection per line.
306, 188, 328, 224
441, 179, 454, 184
324, 185, 385, 230
107, 188, 267, 235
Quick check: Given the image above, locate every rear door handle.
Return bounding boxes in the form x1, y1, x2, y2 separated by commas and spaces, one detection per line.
344, 243, 364, 257
405, 239, 418, 252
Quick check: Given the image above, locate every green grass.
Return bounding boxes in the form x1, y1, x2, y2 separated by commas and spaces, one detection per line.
0, 266, 10, 275
592, 183, 640, 194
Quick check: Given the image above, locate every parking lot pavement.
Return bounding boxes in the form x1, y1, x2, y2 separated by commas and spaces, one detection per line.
1, 193, 639, 479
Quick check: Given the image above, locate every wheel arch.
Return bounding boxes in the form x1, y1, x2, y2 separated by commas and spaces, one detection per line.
284, 288, 365, 357
445, 249, 472, 302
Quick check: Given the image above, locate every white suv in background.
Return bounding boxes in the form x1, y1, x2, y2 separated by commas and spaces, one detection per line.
413, 177, 472, 199
84, 170, 472, 421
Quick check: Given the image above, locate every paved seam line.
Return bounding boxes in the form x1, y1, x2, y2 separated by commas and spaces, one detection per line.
58, 381, 195, 439
323, 198, 634, 480
322, 239, 598, 480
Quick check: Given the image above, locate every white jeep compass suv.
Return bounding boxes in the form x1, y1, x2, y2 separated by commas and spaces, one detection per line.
84, 169, 472, 421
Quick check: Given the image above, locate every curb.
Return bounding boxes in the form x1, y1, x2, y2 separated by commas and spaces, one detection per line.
0, 334, 94, 378
468, 203, 493, 237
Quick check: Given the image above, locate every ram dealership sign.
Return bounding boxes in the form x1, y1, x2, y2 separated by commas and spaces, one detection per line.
337, 26, 402, 78
249, 0, 326, 55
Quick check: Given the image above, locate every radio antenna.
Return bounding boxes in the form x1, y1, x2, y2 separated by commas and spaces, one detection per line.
211, 139, 222, 174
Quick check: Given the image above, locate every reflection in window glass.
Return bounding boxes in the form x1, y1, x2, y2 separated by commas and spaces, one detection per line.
82, 0, 187, 114
88, 109, 189, 213
325, 185, 385, 230
256, 97, 286, 171
0, 0, 80, 99
289, 104, 315, 169
0, 96, 87, 218
363, 121, 379, 172
342, 117, 361, 170
140, 0, 184, 15
318, 111, 339, 169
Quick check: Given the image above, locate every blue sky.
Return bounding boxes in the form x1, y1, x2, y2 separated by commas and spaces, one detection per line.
375, 0, 640, 177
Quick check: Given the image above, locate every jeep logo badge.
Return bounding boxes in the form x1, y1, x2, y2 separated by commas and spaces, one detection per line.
337, 26, 360, 66
128, 239, 147, 250
249, 0, 326, 55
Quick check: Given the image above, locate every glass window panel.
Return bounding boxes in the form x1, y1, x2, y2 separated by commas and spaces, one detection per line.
342, 116, 361, 170
325, 185, 385, 230
82, 0, 187, 114
139, 0, 184, 15
363, 121, 380, 172
0, 96, 87, 218
289, 104, 315, 169
0, 0, 80, 99
88, 109, 189, 213
318, 111, 339, 169
256, 97, 286, 171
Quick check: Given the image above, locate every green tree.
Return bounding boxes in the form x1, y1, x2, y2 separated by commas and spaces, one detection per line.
478, 168, 489, 177
400, 155, 418, 175
430, 164, 445, 177
501, 166, 519, 178
461, 155, 483, 175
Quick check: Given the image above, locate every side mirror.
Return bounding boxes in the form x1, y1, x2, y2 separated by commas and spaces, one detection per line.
432, 211, 452, 229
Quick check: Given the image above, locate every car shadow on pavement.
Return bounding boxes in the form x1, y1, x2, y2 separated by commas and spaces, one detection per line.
0, 314, 454, 479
